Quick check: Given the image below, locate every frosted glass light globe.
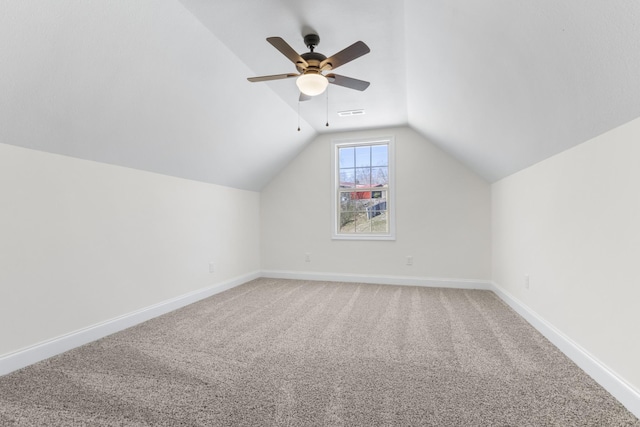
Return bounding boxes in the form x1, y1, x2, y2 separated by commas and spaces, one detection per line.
296, 73, 329, 96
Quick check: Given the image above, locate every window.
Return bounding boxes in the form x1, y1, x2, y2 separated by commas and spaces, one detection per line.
331, 137, 395, 240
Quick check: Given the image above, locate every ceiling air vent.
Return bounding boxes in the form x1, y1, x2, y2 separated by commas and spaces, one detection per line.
337, 109, 365, 117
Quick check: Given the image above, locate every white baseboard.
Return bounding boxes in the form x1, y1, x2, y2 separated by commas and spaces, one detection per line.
491, 281, 640, 419
261, 269, 493, 290
0, 271, 260, 377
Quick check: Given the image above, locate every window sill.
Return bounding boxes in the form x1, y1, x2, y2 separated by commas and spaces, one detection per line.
331, 234, 396, 241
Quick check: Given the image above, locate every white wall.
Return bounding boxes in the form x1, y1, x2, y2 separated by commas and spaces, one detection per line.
492, 117, 640, 394
261, 126, 491, 282
0, 143, 260, 357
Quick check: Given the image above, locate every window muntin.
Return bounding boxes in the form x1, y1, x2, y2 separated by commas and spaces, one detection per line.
332, 138, 395, 240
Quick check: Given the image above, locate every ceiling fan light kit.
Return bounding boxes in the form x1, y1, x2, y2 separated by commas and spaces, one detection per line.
296, 73, 328, 96
248, 33, 370, 98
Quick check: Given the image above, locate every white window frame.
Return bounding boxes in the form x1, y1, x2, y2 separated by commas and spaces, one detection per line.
331, 136, 396, 240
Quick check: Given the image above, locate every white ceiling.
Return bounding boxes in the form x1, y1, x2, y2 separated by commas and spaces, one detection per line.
2, 1, 640, 190
405, 0, 640, 181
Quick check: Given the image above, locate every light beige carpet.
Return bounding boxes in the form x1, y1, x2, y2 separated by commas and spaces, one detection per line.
0, 278, 638, 426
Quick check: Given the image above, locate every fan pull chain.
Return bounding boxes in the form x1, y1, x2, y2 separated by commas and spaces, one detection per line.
297, 98, 301, 131
325, 85, 330, 127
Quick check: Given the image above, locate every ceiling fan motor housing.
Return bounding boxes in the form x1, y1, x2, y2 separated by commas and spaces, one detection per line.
298, 51, 328, 74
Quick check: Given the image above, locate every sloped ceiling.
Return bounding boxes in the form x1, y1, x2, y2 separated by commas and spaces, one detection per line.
405, 1, 640, 181
2, 1, 640, 190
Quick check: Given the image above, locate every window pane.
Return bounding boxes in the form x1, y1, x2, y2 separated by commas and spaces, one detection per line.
355, 168, 371, 186
339, 147, 354, 168
339, 192, 349, 207
371, 213, 388, 232
371, 189, 387, 200
339, 169, 355, 187
371, 167, 388, 186
340, 213, 356, 233
352, 191, 370, 200
371, 145, 388, 166
339, 195, 357, 212
367, 198, 388, 232
355, 146, 371, 167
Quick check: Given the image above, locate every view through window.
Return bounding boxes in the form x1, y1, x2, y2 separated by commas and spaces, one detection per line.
333, 138, 394, 239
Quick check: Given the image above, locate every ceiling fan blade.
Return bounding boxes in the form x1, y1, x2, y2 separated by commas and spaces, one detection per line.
299, 92, 312, 102
267, 37, 308, 68
326, 74, 370, 91
321, 41, 370, 70
247, 73, 298, 82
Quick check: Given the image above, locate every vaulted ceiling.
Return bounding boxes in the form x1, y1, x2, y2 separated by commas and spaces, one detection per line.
2, 1, 639, 190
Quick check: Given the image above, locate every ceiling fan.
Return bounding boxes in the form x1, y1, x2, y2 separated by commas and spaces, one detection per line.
247, 34, 370, 100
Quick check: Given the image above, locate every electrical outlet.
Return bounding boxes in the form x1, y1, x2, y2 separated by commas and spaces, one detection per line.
209, 262, 215, 273
406, 256, 413, 266
524, 274, 530, 290
305, 253, 311, 262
